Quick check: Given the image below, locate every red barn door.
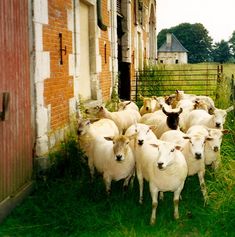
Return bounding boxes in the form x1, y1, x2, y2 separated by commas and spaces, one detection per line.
0, 0, 33, 221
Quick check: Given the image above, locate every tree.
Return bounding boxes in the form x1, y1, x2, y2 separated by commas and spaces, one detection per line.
229, 31, 235, 57
212, 40, 231, 63
157, 23, 213, 63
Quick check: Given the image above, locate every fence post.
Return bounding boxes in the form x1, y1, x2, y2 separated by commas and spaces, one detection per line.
231, 74, 235, 116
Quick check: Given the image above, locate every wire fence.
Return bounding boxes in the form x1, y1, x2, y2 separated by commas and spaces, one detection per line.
131, 65, 223, 104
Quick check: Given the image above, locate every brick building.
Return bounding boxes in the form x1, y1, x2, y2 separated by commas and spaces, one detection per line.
0, 0, 156, 220
34, 0, 157, 160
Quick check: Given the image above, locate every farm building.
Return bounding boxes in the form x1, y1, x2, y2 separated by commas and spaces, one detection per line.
158, 33, 188, 64
0, 0, 157, 221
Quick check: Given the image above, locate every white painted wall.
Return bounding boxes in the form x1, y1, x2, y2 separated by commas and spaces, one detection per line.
158, 52, 188, 64
33, 0, 50, 156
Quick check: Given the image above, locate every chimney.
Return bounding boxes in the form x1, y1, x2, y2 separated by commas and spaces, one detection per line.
166, 33, 172, 47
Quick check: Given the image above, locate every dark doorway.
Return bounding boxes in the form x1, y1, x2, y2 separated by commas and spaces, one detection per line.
117, 14, 131, 100
118, 61, 131, 100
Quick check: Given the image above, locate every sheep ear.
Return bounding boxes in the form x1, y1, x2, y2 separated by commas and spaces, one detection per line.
206, 136, 213, 141
152, 96, 158, 101
175, 145, 182, 151
89, 118, 100, 123
183, 136, 190, 140
178, 107, 183, 114
162, 106, 169, 116
150, 144, 159, 148
123, 101, 131, 109
222, 129, 230, 134
128, 133, 138, 140
226, 106, 233, 113
139, 94, 144, 100
149, 125, 157, 131
104, 136, 114, 141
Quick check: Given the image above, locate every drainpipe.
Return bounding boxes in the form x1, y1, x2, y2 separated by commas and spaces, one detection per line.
97, 0, 107, 31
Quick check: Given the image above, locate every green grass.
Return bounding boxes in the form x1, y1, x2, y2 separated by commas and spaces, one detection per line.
0, 112, 234, 237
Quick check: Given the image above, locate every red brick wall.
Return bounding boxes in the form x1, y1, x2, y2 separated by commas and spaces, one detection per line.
43, 0, 73, 131
99, 0, 112, 101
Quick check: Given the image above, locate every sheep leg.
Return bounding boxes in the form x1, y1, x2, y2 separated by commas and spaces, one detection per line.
136, 168, 144, 204
212, 155, 220, 170
159, 191, 164, 200
103, 174, 112, 195
149, 182, 159, 225
198, 170, 208, 204
88, 158, 95, 182
173, 182, 184, 219
123, 169, 135, 190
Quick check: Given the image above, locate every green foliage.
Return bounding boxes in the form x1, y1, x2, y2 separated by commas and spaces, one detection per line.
47, 135, 87, 179
212, 40, 232, 63
229, 30, 235, 56
105, 86, 120, 112
215, 75, 233, 109
157, 23, 213, 63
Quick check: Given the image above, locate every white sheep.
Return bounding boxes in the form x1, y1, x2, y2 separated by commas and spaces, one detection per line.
77, 118, 119, 164
176, 99, 209, 112
184, 108, 227, 131
194, 95, 215, 113
85, 105, 141, 134
188, 125, 228, 169
160, 128, 212, 204
140, 107, 183, 138
165, 90, 196, 108
139, 95, 162, 115
125, 123, 158, 147
135, 140, 187, 225
118, 100, 139, 112
91, 134, 136, 194
125, 123, 158, 202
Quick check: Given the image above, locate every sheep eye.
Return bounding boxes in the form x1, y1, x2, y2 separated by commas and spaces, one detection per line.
171, 148, 175, 152
146, 129, 150, 134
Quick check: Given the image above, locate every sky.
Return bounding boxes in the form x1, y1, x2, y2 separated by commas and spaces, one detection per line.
157, 0, 235, 43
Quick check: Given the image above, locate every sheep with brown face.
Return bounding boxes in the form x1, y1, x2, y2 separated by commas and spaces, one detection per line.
91, 134, 136, 194
139, 95, 162, 115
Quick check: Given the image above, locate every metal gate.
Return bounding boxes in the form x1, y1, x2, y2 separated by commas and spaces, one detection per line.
131, 65, 222, 102
0, 0, 33, 221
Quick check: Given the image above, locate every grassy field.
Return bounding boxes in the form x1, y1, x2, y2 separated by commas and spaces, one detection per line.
0, 64, 234, 237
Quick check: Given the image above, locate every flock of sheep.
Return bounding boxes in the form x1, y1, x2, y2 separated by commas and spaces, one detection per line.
77, 90, 229, 225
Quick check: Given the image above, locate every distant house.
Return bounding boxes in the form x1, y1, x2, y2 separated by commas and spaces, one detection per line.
158, 33, 188, 64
